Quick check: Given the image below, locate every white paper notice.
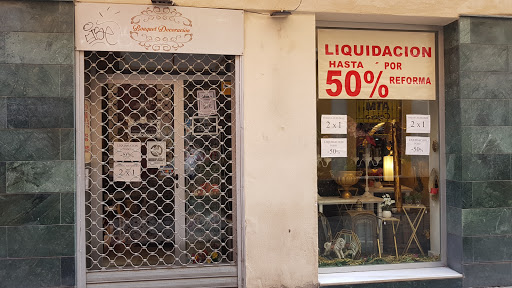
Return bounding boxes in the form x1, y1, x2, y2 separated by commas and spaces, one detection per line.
321, 138, 347, 158
406, 136, 430, 155
197, 90, 217, 116
114, 142, 141, 162
147, 141, 166, 168
321, 115, 347, 134
114, 162, 141, 182
406, 114, 431, 133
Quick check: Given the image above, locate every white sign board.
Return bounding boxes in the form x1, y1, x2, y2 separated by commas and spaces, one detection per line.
317, 29, 436, 100
321, 115, 347, 134
405, 136, 430, 155
75, 3, 243, 55
406, 114, 431, 133
197, 90, 217, 116
321, 138, 347, 158
114, 162, 141, 182
147, 141, 166, 168
114, 142, 141, 162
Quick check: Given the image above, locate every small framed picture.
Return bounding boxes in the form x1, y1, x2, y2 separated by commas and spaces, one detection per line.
191, 116, 218, 136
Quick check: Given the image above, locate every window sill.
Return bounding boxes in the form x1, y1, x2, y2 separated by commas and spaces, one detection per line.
318, 267, 462, 286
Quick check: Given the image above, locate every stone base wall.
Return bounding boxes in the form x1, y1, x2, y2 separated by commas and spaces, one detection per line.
0, 1, 75, 287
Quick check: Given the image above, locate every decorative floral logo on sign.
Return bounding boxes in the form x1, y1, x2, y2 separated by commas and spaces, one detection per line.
130, 7, 193, 52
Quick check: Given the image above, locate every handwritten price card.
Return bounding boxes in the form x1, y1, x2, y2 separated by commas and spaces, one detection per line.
321, 115, 347, 134
405, 136, 430, 155
321, 138, 347, 158
114, 162, 141, 182
114, 142, 141, 162
406, 114, 430, 133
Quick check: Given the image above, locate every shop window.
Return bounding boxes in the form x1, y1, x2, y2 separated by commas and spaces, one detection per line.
316, 28, 441, 267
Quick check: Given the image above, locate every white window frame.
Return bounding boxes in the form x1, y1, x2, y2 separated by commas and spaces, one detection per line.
315, 21, 449, 276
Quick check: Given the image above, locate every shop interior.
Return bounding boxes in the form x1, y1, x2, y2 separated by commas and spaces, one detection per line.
317, 99, 440, 267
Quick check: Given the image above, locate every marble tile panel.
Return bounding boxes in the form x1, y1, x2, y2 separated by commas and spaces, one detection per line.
60, 193, 74, 224
5, 32, 73, 65
470, 18, 511, 45
444, 20, 459, 51
446, 154, 462, 181
60, 129, 75, 160
7, 97, 73, 129
0, 162, 4, 194
462, 236, 473, 263
0, 97, 5, 128
470, 126, 512, 154
0, 257, 61, 288
446, 180, 462, 208
460, 99, 509, 126
0, 130, 60, 161
472, 181, 512, 208
472, 235, 512, 262
460, 44, 507, 72
447, 232, 463, 273
461, 154, 510, 181
460, 71, 512, 99
7, 225, 74, 257
59, 2, 74, 34
0, 32, 5, 63
462, 208, 512, 236
0, 227, 5, 258
444, 46, 460, 79
0, 64, 60, 97
6, 161, 74, 193
448, 206, 462, 236
61, 257, 75, 286
463, 262, 512, 287
0, 193, 60, 226
59, 65, 74, 98
459, 17, 471, 44
0, 2, 62, 33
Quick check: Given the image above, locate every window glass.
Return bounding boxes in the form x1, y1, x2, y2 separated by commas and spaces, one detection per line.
317, 29, 440, 267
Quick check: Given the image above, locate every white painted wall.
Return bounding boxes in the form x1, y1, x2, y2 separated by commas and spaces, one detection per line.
81, 0, 512, 24
242, 13, 318, 288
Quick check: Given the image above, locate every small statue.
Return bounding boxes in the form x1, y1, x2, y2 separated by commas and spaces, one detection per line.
323, 237, 346, 259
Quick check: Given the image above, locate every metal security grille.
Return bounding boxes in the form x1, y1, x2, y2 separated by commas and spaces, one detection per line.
83, 51, 236, 272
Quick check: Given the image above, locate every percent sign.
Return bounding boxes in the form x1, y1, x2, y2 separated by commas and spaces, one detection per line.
325, 70, 389, 98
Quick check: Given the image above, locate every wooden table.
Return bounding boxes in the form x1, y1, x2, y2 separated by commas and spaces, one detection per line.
402, 204, 426, 255
381, 217, 400, 258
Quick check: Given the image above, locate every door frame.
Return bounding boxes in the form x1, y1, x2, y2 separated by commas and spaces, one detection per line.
75, 51, 245, 287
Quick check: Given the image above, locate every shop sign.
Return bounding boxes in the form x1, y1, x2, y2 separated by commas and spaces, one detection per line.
113, 142, 141, 162
114, 162, 141, 182
321, 138, 347, 158
317, 29, 436, 100
147, 141, 166, 168
406, 114, 431, 133
75, 3, 243, 55
321, 115, 347, 134
405, 136, 430, 155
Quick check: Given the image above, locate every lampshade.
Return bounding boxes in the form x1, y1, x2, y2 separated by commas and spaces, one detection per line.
383, 155, 394, 181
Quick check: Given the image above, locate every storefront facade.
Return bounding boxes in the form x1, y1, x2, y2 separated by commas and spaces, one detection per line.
1, 0, 512, 287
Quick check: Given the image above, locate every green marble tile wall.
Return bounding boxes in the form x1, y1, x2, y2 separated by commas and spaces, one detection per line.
445, 16, 512, 288
0, 1, 75, 288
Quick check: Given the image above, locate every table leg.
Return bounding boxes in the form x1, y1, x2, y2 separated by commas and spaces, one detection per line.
319, 204, 323, 214
392, 222, 398, 258
377, 203, 383, 253
403, 207, 425, 255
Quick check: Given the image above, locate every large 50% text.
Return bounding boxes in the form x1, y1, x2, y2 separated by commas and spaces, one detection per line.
326, 70, 389, 98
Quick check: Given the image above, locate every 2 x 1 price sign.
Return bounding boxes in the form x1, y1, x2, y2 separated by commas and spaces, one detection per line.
317, 29, 436, 100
